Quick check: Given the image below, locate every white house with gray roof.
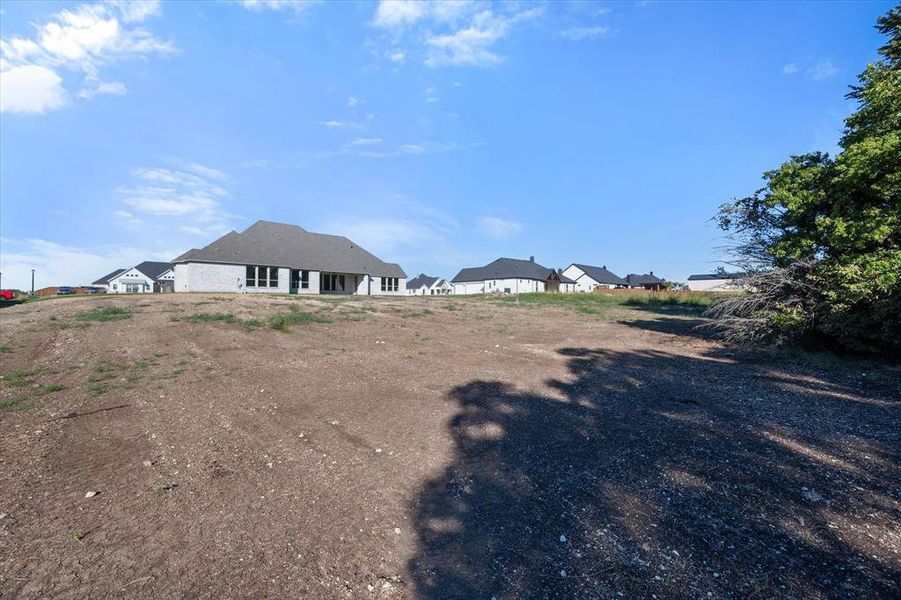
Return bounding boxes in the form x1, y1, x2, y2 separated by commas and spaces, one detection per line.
562, 263, 627, 292
96, 262, 174, 293
451, 257, 575, 295
172, 220, 407, 295
406, 274, 452, 296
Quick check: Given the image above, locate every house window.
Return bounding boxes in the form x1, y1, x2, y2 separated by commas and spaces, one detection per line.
381, 277, 398, 292
321, 273, 345, 292
246, 266, 278, 288
300, 270, 309, 289
112, 284, 118, 291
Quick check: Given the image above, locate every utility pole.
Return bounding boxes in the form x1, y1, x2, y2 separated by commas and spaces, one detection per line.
31, 269, 35, 295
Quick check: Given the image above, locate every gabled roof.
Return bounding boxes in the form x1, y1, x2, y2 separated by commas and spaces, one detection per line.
687, 272, 748, 281
556, 269, 577, 284
452, 257, 559, 283
625, 273, 665, 285
133, 261, 174, 281
171, 220, 406, 278
569, 263, 626, 286
93, 268, 126, 285
407, 273, 440, 290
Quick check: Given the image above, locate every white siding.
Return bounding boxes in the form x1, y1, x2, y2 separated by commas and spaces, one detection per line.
108, 268, 154, 293
687, 278, 745, 292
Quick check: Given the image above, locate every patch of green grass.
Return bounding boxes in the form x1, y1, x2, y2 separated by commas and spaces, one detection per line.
0, 344, 11, 353
87, 383, 107, 396
0, 397, 30, 411
184, 312, 239, 323
152, 351, 169, 358
133, 360, 152, 371
37, 383, 65, 395
1, 368, 40, 387
242, 318, 263, 330
443, 303, 459, 311
267, 309, 331, 331
490, 291, 720, 317
75, 306, 132, 322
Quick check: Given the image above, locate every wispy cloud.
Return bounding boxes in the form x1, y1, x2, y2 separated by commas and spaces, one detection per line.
346, 95, 362, 107
782, 62, 798, 75
0, 0, 175, 114
371, 1, 543, 69
115, 161, 235, 236
349, 137, 383, 146
240, 0, 319, 14
424, 85, 439, 103
477, 215, 523, 239
317, 119, 364, 130
806, 59, 838, 80
559, 25, 611, 41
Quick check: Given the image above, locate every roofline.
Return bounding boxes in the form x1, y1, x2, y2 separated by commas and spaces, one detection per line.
173, 257, 405, 277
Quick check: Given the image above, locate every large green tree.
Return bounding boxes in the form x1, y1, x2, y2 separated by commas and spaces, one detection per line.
711, 7, 900, 355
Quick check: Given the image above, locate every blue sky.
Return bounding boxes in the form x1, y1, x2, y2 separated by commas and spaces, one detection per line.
0, 0, 892, 290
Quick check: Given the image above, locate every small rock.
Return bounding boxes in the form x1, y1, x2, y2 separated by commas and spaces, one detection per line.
367, 584, 374, 592
394, 527, 401, 534
382, 582, 393, 590
560, 569, 567, 578
84, 491, 98, 498
559, 534, 567, 543
330, 421, 339, 426
142, 460, 153, 467
375, 448, 382, 453
0, 512, 8, 520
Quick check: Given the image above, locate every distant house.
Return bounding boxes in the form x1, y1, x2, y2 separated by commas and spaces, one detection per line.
172, 220, 406, 295
407, 274, 452, 296
451, 257, 576, 295
561, 263, 627, 292
624, 272, 666, 291
105, 262, 175, 293
92, 268, 127, 292
687, 272, 748, 292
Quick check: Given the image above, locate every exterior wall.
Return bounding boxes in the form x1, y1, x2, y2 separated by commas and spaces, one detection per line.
368, 275, 407, 296
563, 266, 616, 292
687, 278, 745, 292
452, 279, 544, 295
175, 262, 245, 293
108, 268, 154, 293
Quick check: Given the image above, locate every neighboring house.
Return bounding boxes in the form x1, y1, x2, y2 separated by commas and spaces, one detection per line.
624, 272, 666, 291
687, 272, 749, 292
105, 262, 175, 294
92, 268, 126, 292
562, 263, 627, 292
172, 220, 406, 295
451, 257, 576, 295
407, 274, 453, 296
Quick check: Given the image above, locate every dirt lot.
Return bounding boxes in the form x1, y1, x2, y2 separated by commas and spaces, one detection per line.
0, 294, 898, 599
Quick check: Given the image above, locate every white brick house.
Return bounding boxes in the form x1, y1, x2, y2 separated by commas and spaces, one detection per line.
406, 274, 452, 296
172, 221, 407, 295
451, 257, 575, 295
96, 262, 174, 293
562, 263, 627, 292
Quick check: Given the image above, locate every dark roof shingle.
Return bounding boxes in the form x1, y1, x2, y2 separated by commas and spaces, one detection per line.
452, 257, 560, 283
570, 263, 626, 286
92, 268, 126, 285
171, 221, 406, 278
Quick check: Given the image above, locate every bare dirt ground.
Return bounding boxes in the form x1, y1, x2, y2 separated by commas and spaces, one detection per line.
0, 294, 898, 599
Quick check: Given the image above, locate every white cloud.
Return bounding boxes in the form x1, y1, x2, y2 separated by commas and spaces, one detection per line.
116, 161, 235, 236
349, 137, 383, 146
0, 65, 65, 113
424, 85, 439, 103
477, 216, 522, 239
346, 95, 361, 107
372, 1, 540, 68
425, 8, 543, 68
559, 25, 611, 41
240, 0, 319, 13
0, 237, 172, 290
806, 59, 838, 80
782, 62, 798, 75
77, 79, 127, 99
317, 119, 364, 130
0, 0, 174, 113
372, 0, 428, 28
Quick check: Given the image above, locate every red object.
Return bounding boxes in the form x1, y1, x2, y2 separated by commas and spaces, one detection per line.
0, 290, 13, 300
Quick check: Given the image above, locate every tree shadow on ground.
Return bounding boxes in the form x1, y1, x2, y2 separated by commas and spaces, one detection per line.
619, 316, 714, 340
408, 347, 901, 599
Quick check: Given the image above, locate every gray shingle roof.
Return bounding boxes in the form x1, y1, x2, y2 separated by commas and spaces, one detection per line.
171, 221, 406, 278
134, 261, 173, 281
687, 272, 748, 281
569, 263, 626, 286
625, 273, 665, 285
452, 257, 561, 283
407, 273, 440, 290
92, 268, 126, 285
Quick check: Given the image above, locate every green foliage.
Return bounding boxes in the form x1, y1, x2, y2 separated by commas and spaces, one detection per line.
714, 8, 901, 355
267, 308, 331, 331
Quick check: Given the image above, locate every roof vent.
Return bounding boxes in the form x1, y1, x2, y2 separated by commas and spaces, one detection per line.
650, 270, 654, 275
529, 256, 534, 262
603, 265, 606, 269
